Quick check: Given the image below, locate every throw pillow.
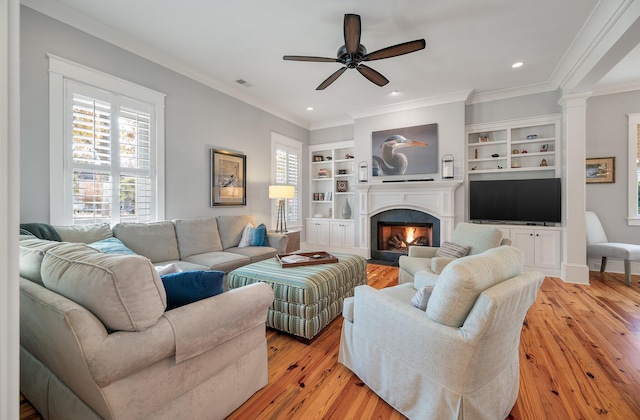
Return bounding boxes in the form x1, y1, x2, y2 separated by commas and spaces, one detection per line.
161, 270, 224, 310
89, 237, 136, 255
411, 286, 434, 311
435, 241, 471, 259
238, 223, 254, 248
249, 223, 269, 247
156, 263, 181, 276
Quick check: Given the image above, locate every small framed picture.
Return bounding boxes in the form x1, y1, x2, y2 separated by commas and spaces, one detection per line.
586, 157, 615, 184
336, 180, 348, 192
313, 155, 324, 162
338, 169, 347, 175
478, 133, 489, 143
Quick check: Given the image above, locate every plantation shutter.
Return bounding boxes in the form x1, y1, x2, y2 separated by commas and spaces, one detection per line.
273, 136, 302, 228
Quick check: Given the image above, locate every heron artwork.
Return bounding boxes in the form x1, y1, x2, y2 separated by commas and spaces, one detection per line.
372, 135, 428, 176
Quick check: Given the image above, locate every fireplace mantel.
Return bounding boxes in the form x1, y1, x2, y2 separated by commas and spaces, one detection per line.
354, 181, 462, 257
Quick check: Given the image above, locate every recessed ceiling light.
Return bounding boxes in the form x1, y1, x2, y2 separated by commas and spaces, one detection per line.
512, 62, 524, 69
390, 90, 400, 95
306, 107, 314, 111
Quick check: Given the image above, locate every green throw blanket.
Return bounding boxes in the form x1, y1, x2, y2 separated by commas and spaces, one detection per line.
19, 223, 62, 241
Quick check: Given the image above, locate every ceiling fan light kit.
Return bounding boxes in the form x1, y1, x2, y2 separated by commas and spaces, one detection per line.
283, 14, 426, 90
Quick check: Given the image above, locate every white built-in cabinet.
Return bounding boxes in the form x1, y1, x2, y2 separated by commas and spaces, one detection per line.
307, 141, 356, 250
498, 226, 562, 276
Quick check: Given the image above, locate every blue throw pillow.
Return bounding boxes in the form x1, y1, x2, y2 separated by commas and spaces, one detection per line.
89, 237, 136, 255
161, 270, 224, 310
249, 223, 269, 247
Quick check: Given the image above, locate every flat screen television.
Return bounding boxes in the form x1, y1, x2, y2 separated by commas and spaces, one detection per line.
469, 178, 561, 224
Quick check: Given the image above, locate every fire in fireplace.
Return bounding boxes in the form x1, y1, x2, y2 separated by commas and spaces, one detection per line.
378, 222, 432, 253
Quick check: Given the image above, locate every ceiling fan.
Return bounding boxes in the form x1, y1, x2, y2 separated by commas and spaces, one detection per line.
283, 14, 426, 90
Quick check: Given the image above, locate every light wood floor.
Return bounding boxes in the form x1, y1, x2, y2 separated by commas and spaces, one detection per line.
21, 264, 640, 419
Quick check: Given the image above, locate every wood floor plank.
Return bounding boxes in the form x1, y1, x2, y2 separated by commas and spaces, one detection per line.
21, 265, 640, 419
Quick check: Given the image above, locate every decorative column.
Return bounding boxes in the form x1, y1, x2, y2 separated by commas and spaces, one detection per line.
559, 93, 591, 284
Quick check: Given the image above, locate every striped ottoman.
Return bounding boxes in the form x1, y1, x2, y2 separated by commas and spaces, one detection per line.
227, 253, 367, 340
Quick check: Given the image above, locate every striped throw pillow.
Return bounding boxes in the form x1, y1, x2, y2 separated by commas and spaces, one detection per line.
435, 241, 471, 259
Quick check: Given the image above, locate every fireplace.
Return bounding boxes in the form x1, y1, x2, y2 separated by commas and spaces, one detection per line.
370, 209, 440, 263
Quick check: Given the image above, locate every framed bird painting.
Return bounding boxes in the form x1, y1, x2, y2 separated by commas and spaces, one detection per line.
371, 123, 438, 177
210, 148, 247, 206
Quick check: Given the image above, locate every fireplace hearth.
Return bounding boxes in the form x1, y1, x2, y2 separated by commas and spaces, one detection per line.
370, 209, 440, 263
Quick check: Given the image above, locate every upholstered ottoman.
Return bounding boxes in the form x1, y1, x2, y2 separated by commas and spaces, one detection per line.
227, 252, 367, 340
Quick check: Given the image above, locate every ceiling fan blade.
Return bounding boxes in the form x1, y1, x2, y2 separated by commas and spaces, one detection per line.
317, 67, 347, 90
344, 14, 361, 55
363, 39, 426, 61
283, 55, 340, 63
356, 64, 389, 87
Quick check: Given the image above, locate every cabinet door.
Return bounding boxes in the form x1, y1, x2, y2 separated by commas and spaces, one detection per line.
534, 229, 561, 269
307, 220, 330, 246
509, 229, 535, 267
331, 221, 354, 248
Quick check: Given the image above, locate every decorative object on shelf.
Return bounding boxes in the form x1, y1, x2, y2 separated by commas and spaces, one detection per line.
313, 155, 324, 162
317, 168, 329, 178
269, 185, 295, 233
328, 208, 332, 218
512, 149, 519, 154
511, 161, 521, 168
345, 153, 354, 159
540, 159, 548, 167
471, 166, 477, 170
358, 161, 368, 182
318, 192, 325, 201
474, 148, 478, 159
441, 154, 454, 180
586, 157, 615, 184
521, 149, 527, 154
313, 213, 325, 218
325, 156, 332, 160
478, 133, 489, 142
497, 165, 503, 169
338, 169, 347, 175
491, 153, 499, 158
211, 149, 246, 206
540, 144, 548, 152
341, 199, 352, 219
526, 134, 538, 139
336, 180, 348, 192
372, 123, 437, 177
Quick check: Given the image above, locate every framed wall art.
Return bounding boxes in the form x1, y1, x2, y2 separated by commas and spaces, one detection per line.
210, 148, 246, 206
371, 123, 438, 177
585, 156, 615, 184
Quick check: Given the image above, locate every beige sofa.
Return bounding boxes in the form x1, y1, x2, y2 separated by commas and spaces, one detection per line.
19, 215, 284, 419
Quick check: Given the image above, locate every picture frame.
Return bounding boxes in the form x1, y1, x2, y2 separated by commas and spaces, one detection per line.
372, 123, 438, 177
586, 157, 615, 184
210, 148, 246, 206
336, 180, 348, 192
313, 155, 324, 162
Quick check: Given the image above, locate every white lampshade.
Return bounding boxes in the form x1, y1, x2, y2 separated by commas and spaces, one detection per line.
269, 185, 295, 199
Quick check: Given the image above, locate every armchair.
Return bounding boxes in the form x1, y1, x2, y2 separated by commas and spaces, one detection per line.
339, 246, 544, 420
586, 210, 640, 286
398, 222, 509, 287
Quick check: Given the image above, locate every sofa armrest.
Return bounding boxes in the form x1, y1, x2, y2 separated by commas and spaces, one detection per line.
267, 232, 289, 254
408, 246, 438, 258
163, 282, 274, 363
431, 257, 456, 274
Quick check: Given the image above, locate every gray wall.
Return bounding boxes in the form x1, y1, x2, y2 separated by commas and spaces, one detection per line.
586, 90, 640, 244
310, 124, 354, 145
20, 6, 308, 225
466, 91, 562, 125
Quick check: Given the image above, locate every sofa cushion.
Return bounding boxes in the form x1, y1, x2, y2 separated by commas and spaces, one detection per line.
18, 239, 64, 285
182, 251, 251, 273
216, 215, 256, 250
40, 242, 167, 332
54, 223, 113, 243
435, 241, 470, 259
88, 237, 136, 255
161, 270, 224, 310
426, 246, 524, 327
224, 246, 278, 263
173, 217, 223, 259
113, 221, 179, 263
450, 223, 503, 255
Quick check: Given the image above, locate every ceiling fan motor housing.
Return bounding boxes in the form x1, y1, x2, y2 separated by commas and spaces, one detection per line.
338, 44, 367, 68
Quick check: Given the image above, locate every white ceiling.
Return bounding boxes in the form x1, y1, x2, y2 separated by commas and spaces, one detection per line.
24, 0, 640, 129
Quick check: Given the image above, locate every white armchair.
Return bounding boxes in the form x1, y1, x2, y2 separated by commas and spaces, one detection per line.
339, 246, 544, 420
398, 222, 510, 286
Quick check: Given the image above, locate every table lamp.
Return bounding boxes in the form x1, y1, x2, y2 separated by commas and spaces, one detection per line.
269, 185, 295, 233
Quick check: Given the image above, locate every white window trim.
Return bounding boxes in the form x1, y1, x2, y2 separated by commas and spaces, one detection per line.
48, 54, 165, 225
628, 112, 640, 226
271, 132, 302, 229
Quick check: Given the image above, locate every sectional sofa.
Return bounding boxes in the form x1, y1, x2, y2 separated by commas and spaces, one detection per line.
18, 215, 287, 419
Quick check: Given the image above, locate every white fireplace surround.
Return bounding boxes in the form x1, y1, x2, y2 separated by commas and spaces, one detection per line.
355, 181, 462, 257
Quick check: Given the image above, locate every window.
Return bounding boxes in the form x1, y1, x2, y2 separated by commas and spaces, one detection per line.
628, 113, 640, 226
49, 55, 165, 225
271, 133, 302, 229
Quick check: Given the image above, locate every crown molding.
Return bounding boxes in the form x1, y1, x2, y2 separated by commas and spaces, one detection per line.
21, 0, 310, 129
466, 82, 557, 105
